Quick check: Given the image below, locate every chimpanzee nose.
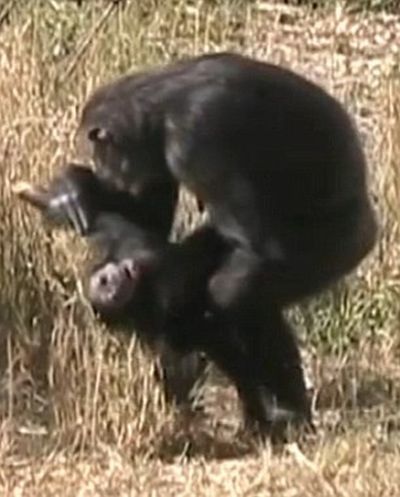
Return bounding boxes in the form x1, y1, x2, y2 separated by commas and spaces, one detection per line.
99, 274, 108, 287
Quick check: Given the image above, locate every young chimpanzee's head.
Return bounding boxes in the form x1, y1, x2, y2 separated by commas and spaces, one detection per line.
88, 258, 140, 316
85, 247, 160, 325
84, 211, 164, 324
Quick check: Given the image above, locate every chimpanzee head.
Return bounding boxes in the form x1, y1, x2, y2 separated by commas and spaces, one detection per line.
88, 258, 141, 316
76, 82, 168, 196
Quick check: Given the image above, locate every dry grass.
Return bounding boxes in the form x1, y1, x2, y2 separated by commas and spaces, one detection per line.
0, 0, 400, 494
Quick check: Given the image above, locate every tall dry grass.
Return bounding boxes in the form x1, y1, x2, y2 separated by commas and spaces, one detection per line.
0, 1, 400, 494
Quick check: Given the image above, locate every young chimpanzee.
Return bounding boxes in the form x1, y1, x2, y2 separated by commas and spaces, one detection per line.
13, 165, 227, 408
17, 51, 379, 438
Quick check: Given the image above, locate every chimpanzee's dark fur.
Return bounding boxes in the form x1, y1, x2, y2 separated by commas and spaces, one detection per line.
32, 52, 378, 438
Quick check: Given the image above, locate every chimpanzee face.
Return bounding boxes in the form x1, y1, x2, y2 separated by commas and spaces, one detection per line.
88, 258, 140, 314
85, 126, 164, 196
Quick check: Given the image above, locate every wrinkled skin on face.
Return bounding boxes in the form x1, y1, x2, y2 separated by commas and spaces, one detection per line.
88, 258, 141, 314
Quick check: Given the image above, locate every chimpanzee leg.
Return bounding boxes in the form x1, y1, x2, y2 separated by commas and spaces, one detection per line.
194, 301, 312, 439
240, 306, 312, 431
208, 245, 262, 310
156, 343, 208, 407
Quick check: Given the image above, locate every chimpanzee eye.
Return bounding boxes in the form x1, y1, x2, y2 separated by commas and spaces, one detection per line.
124, 266, 133, 278
122, 260, 137, 279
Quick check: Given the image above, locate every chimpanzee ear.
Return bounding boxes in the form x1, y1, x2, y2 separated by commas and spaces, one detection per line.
87, 126, 110, 143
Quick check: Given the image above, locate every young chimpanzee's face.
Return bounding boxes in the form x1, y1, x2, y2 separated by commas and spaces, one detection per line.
88, 258, 141, 316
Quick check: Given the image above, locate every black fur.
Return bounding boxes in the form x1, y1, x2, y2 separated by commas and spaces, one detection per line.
44, 52, 378, 437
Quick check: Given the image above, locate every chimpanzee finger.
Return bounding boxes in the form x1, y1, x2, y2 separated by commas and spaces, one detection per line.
56, 190, 89, 235
12, 180, 89, 234
12, 182, 51, 210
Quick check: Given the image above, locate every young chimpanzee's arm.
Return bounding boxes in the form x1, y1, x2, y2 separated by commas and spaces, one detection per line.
14, 163, 177, 238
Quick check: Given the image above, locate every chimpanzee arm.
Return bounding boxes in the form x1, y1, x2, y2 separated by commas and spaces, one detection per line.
150, 224, 228, 350
30, 163, 177, 238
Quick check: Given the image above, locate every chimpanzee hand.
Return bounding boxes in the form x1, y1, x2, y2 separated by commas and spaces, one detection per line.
13, 163, 99, 235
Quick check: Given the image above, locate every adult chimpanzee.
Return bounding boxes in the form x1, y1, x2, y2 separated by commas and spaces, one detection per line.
18, 51, 378, 438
